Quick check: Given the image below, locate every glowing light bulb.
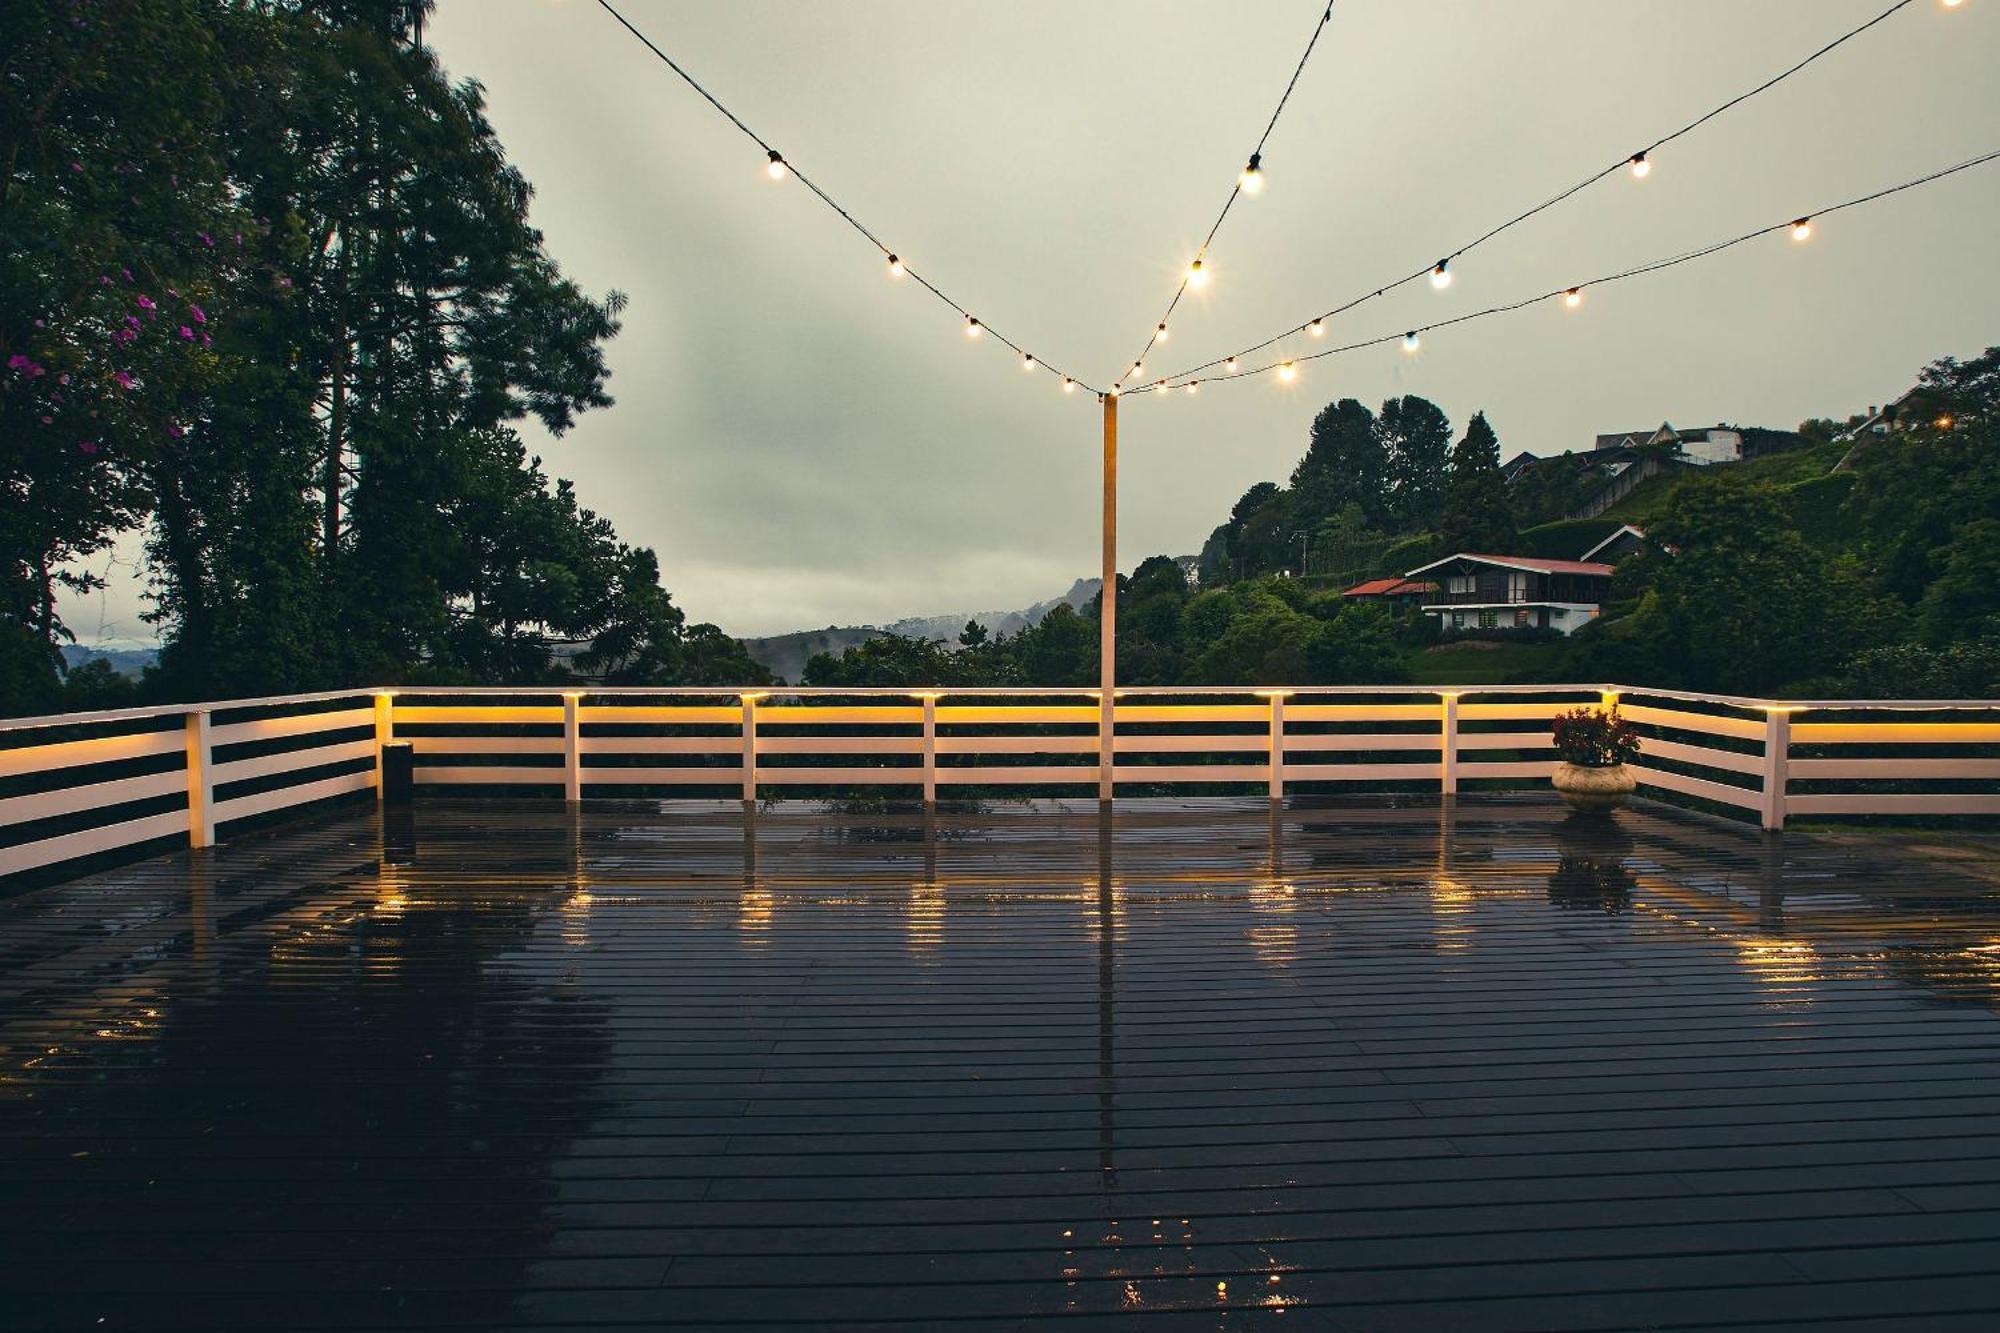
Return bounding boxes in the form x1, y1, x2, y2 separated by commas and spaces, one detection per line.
766, 150, 787, 180
1563, 288, 1583, 309
886, 254, 904, 278
1937, 414, 1954, 429
1021, 352, 1035, 371
1403, 331, 1421, 353
1225, 357, 1239, 373
965, 316, 982, 338
1156, 322, 1170, 342
1629, 152, 1650, 179
1063, 377, 1077, 394
1188, 258, 1207, 288
1132, 360, 1144, 376
1184, 382, 1199, 395
1309, 318, 1325, 338
1278, 361, 1297, 382
1239, 152, 1263, 194
1431, 260, 1452, 290
1944, 0, 1963, 8
1790, 217, 1813, 242
1108, 384, 1121, 397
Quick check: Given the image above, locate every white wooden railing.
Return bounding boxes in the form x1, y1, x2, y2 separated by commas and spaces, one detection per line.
3, 685, 1996, 879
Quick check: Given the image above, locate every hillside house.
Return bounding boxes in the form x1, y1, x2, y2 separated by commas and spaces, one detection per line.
1339, 577, 1438, 607
1405, 552, 1615, 636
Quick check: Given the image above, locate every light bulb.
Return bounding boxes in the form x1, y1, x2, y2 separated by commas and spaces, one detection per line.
1184, 382, 1199, 395
1944, 0, 1963, 9
1278, 361, 1297, 382
1063, 377, 1077, 394
1309, 318, 1325, 338
1021, 353, 1035, 371
1225, 357, 1239, 373
1240, 152, 1263, 194
1108, 384, 1121, 397
1156, 322, 1169, 342
1790, 217, 1813, 242
1563, 288, 1583, 309
1629, 152, 1650, 179
965, 316, 982, 338
1431, 260, 1451, 290
766, 150, 787, 180
1188, 258, 1207, 288
1403, 331, 1421, 353
887, 254, 904, 278
1132, 360, 1143, 376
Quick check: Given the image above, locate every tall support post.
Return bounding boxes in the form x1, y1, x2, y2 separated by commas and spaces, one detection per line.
1099, 391, 1118, 802
1440, 693, 1460, 798
1266, 693, 1286, 802
184, 710, 216, 850
372, 691, 394, 799
1760, 708, 1792, 833
562, 692, 583, 805
740, 693, 761, 805
920, 693, 939, 808
1600, 688, 1621, 712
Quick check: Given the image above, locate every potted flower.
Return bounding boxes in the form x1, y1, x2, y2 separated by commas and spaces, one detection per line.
1550, 705, 1641, 812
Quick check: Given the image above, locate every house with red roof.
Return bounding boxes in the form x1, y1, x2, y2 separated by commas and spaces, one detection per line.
1403, 552, 1616, 636
1339, 576, 1437, 607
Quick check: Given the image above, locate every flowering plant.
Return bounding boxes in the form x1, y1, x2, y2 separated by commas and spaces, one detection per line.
1551, 706, 1641, 768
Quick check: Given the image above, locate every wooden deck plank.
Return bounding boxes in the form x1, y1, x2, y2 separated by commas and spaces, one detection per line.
3, 793, 1999, 1329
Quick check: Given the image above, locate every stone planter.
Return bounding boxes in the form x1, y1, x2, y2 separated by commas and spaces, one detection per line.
1552, 761, 1637, 813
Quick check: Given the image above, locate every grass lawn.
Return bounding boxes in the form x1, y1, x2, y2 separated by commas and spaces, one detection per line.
1404, 640, 1569, 685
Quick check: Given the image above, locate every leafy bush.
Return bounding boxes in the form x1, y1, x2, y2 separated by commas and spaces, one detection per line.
1551, 706, 1641, 767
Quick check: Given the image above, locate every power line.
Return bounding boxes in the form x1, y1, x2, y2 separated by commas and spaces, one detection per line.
592, 0, 1103, 396
1112, 1, 1337, 391
1151, 0, 1933, 385
1124, 148, 2000, 396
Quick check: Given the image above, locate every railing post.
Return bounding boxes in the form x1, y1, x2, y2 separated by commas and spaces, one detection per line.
740, 693, 760, 804
1600, 688, 1620, 712
563, 692, 583, 805
1098, 690, 1115, 802
919, 693, 938, 808
373, 691, 394, 800
1761, 708, 1791, 833
184, 710, 215, 850
1440, 693, 1459, 797
1267, 693, 1285, 802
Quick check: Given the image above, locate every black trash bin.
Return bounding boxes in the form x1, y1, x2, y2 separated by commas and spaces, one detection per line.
381, 739, 415, 806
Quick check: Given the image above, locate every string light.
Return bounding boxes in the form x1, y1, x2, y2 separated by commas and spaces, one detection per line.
1144, 0, 1943, 391
1564, 288, 1583, 308
1156, 322, 1170, 342
1240, 153, 1264, 194
1125, 148, 2000, 398
1188, 258, 1208, 288
1021, 352, 1036, 370
1278, 361, 1297, 381
965, 316, 983, 338
1063, 377, 1077, 394
766, 149, 787, 180
1184, 382, 1199, 395
1308, 318, 1325, 337
1132, 360, 1144, 376
886, 254, 903, 278
1431, 260, 1452, 290
1791, 217, 1814, 241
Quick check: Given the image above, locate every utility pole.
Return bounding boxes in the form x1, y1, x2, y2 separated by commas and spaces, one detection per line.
1099, 391, 1117, 802
1294, 530, 1311, 577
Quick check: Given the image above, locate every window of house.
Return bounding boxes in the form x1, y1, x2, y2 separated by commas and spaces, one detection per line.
1451, 612, 1465, 630
1478, 610, 1498, 629
1515, 608, 1532, 627
1447, 575, 1474, 595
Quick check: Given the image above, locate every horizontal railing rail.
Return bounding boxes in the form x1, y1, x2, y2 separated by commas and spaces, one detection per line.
4, 684, 1996, 880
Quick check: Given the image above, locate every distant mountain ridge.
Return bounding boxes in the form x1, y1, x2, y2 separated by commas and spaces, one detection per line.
743, 577, 1104, 683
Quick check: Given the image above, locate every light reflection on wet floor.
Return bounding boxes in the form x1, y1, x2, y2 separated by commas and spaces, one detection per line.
4, 795, 2000, 1330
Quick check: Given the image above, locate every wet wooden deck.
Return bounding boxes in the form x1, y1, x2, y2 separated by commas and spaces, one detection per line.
4, 795, 2000, 1331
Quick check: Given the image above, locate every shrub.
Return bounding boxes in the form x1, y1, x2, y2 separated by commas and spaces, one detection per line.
1552, 706, 1641, 767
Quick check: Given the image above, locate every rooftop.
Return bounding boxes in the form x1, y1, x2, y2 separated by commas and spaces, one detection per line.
7, 793, 2000, 1328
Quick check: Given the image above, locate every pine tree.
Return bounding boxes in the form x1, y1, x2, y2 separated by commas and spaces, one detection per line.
1438, 411, 1519, 554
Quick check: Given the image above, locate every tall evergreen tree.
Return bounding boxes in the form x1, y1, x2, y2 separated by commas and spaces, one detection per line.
1291, 399, 1388, 529
1377, 395, 1452, 532
1438, 411, 1518, 554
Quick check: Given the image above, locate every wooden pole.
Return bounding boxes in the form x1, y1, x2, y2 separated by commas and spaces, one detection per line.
1099, 392, 1117, 802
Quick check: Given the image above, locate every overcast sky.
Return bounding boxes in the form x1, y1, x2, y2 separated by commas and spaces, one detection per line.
69, 0, 2000, 646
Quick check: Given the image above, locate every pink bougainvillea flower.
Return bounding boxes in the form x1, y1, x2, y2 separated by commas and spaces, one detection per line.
121, 268, 133, 281
57, 374, 70, 386
198, 232, 213, 248
70, 161, 83, 173
277, 276, 292, 288
113, 329, 135, 344
5, 353, 30, 371
33, 319, 45, 328
234, 232, 244, 247
114, 371, 135, 389
178, 326, 193, 340
41, 416, 54, 425
189, 305, 206, 324
99, 275, 113, 285
135, 294, 156, 309
166, 286, 179, 298
125, 315, 140, 328
166, 426, 184, 439
78, 441, 98, 455
199, 333, 212, 348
